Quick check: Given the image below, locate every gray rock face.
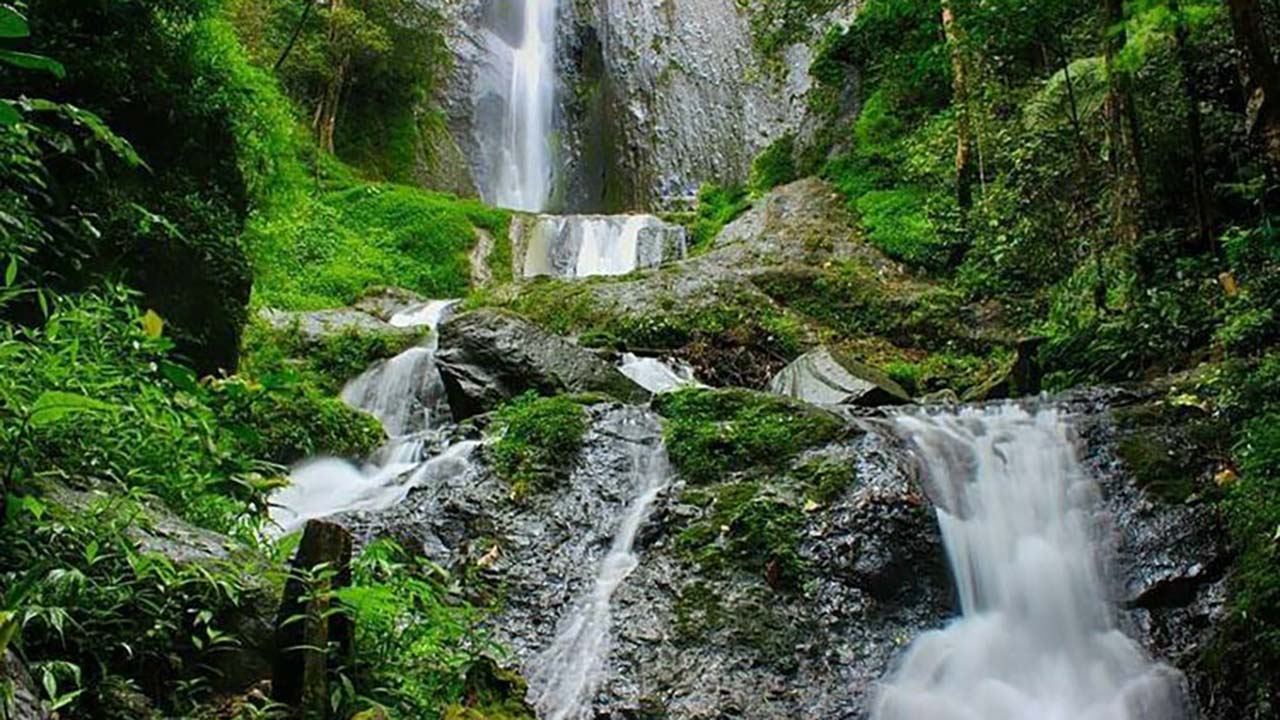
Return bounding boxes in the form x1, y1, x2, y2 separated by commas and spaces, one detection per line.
436, 310, 649, 419
431, 0, 860, 209
2, 651, 50, 720
769, 346, 911, 407
338, 394, 1229, 719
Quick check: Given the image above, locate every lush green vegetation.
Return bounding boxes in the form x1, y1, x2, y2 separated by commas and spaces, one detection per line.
487, 392, 590, 499
0, 1, 522, 717
653, 388, 844, 485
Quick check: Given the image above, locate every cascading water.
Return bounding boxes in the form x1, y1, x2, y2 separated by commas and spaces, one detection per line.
340, 300, 457, 437
874, 405, 1188, 720
516, 213, 688, 278
527, 412, 673, 720
491, 0, 559, 212
270, 299, 467, 533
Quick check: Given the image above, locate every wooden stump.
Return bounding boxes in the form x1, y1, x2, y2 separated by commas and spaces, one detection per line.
272, 519, 354, 719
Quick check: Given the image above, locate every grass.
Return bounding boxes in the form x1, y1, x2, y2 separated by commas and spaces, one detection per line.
250, 180, 510, 311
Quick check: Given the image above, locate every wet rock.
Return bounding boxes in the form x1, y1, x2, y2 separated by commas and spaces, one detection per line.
2, 651, 49, 720
436, 310, 648, 419
257, 307, 417, 346
333, 391, 1230, 720
768, 346, 911, 408
353, 287, 429, 321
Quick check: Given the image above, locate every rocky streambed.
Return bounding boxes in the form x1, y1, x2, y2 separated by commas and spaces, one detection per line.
324, 386, 1230, 720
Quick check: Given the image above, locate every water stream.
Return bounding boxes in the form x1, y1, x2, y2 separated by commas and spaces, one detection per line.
527, 412, 673, 720
874, 405, 1188, 720
490, 0, 558, 212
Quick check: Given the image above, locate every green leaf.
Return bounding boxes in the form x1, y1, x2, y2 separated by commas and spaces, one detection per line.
0, 99, 20, 126
28, 391, 117, 428
0, 7, 28, 38
0, 50, 65, 78
4, 254, 16, 287
140, 309, 164, 339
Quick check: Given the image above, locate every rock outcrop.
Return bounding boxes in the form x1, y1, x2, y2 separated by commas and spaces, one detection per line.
769, 346, 912, 407
333, 391, 1231, 719
2, 651, 50, 720
257, 307, 419, 347
436, 310, 649, 419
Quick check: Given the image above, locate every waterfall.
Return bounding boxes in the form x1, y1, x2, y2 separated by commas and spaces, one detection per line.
340, 300, 457, 437
528, 413, 673, 720
617, 352, 701, 394
491, 0, 559, 212
515, 213, 688, 278
873, 405, 1188, 720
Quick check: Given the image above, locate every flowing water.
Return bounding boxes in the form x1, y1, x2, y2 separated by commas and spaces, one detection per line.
340, 300, 457, 437
490, 0, 558, 212
617, 352, 701, 394
518, 213, 688, 278
527, 412, 673, 720
874, 405, 1188, 720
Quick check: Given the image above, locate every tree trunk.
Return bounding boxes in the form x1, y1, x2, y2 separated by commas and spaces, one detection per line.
314, 0, 347, 154
1171, 0, 1215, 252
1224, 0, 1280, 175
941, 0, 976, 211
1103, 0, 1144, 246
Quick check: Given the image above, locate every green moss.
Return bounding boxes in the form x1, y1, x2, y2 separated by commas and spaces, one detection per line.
654, 388, 844, 485
242, 317, 420, 395
688, 183, 751, 254
791, 457, 858, 505
488, 392, 590, 498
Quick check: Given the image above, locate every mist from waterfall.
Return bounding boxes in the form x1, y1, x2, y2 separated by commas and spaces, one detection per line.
874, 405, 1188, 720
528, 413, 673, 720
491, 0, 558, 212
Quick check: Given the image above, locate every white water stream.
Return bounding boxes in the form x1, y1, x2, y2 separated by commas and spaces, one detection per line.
491, 0, 558, 212
874, 405, 1188, 720
528, 416, 673, 720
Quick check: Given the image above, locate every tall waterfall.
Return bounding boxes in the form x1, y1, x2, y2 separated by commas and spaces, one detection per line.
874, 405, 1188, 720
491, 0, 559, 212
528, 412, 673, 720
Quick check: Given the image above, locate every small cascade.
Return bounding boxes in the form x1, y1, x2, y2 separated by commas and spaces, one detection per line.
527, 412, 673, 720
340, 300, 457, 437
516, 214, 688, 278
873, 405, 1188, 720
617, 353, 701, 394
269, 440, 480, 535
488, 0, 559, 212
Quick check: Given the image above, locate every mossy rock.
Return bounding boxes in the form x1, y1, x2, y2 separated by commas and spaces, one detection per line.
486, 393, 591, 498
1112, 400, 1230, 503
653, 387, 846, 485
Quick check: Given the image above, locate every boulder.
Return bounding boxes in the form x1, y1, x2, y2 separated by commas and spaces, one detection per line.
257, 308, 417, 347
2, 651, 49, 720
767, 347, 911, 408
353, 287, 429, 321
436, 310, 649, 420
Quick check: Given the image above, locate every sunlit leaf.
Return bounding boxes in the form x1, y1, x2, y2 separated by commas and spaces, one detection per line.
141, 309, 164, 339
28, 391, 118, 428
0, 7, 28, 38
0, 99, 20, 126
4, 254, 16, 287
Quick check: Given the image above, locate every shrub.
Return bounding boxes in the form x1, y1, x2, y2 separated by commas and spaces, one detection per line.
749, 134, 798, 196
688, 183, 751, 254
